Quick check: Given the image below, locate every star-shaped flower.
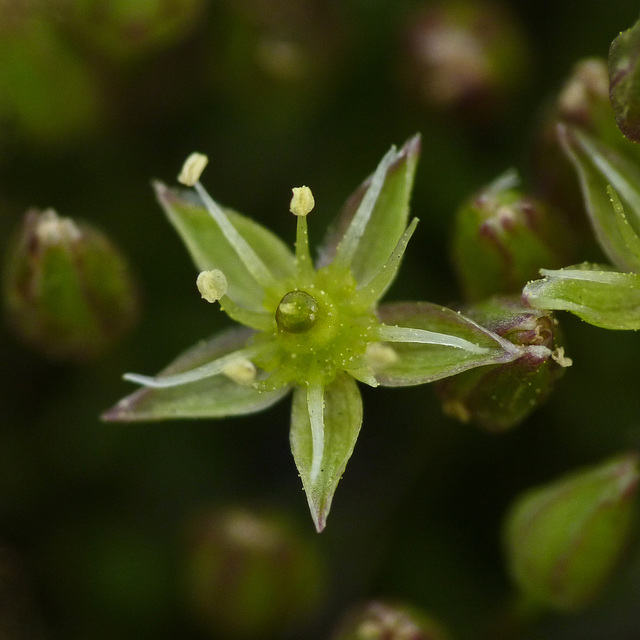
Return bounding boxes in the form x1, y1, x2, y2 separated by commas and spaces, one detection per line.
104, 136, 522, 530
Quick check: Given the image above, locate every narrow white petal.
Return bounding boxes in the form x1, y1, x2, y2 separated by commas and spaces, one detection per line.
306, 384, 325, 484
376, 324, 490, 354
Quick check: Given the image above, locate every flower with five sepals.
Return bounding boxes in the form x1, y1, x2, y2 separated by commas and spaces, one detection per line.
103, 136, 525, 531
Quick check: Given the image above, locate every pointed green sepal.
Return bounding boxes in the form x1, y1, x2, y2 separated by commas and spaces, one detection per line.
319, 134, 421, 288
373, 302, 521, 386
522, 263, 640, 330
290, 373, 363, 532
559, 125, 640, 272
154, 181, 296, 310
102, 328, 290, 421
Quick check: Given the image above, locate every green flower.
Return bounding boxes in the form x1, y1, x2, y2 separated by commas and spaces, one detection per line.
104, 136, 523, 531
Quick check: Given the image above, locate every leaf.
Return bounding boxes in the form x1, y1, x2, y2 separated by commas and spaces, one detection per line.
102, 327, 290, 421
154, 182, 296, 311
290, 373, 363, 532
609, 16, 640, 144
318, 134, 421, 287
373, 302, 521, 387
522, 263, 640, 330
559, 125, 640, 272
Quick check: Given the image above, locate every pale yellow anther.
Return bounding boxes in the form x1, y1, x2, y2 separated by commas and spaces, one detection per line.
196, 269, 228, 303
290, 186, 315, 217
178, 152, 209, 186
222, 358, 257, 385
365, 342, 399, 371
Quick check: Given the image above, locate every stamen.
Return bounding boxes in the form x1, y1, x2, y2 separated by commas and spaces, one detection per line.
222, 358, 257, 385
357, 218, 419, 306
196, 269, 228, 303
123, 345, 262, 389
365, 342, 399, 370
177, 151, 276, 292
290, 186, 315, 217
290, 186, 315, 280
376, 324, 490, 354
333, 146, 397, 269
307, 383, 325, 484
178, 152, 209, 186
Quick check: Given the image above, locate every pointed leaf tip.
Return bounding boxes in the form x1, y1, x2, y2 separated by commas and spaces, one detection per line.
290, 374, 363, 532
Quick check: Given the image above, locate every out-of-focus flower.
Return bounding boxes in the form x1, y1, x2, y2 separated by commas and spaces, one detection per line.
400, 0, 530, 120
184, 507, 324, 638
503, 453, 639, 611
330, 600, 450, 640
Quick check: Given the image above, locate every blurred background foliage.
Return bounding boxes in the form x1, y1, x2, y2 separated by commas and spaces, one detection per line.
2, 1, 640, 639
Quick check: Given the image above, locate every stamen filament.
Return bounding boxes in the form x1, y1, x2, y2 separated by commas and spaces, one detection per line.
295, 213, 315, 281
376, 324, 490, 354
356, 218, 419, 306
123, 345, 262, 389
307, 383, 325, 484
193, 181, 277, 291
333, 147, 397, 268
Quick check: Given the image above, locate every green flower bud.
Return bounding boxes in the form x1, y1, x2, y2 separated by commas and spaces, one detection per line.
183, 508, 325, 638
452, 171, 574, 301
331, 600, 450, 640
503, 453, 639, 611
2, 208, 139, 361
610, 15, 640, 144
435, 297, 569, 431
401, 0, 530, 120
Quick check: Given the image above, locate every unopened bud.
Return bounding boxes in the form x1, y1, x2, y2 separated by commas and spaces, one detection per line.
610, 16, 640, 144
452, 171, 574, 301
183, 508, 325, 638
330, 600, 450, 640
2, 208, 139, 361
503, 453, 639, 611
290, 186, 315, 217
435, 297, 568, 431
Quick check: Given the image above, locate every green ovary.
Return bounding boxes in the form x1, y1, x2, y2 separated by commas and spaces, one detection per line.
255, 267, 377, 387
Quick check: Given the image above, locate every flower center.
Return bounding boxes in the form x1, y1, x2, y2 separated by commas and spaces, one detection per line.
275, 290, 319, 334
